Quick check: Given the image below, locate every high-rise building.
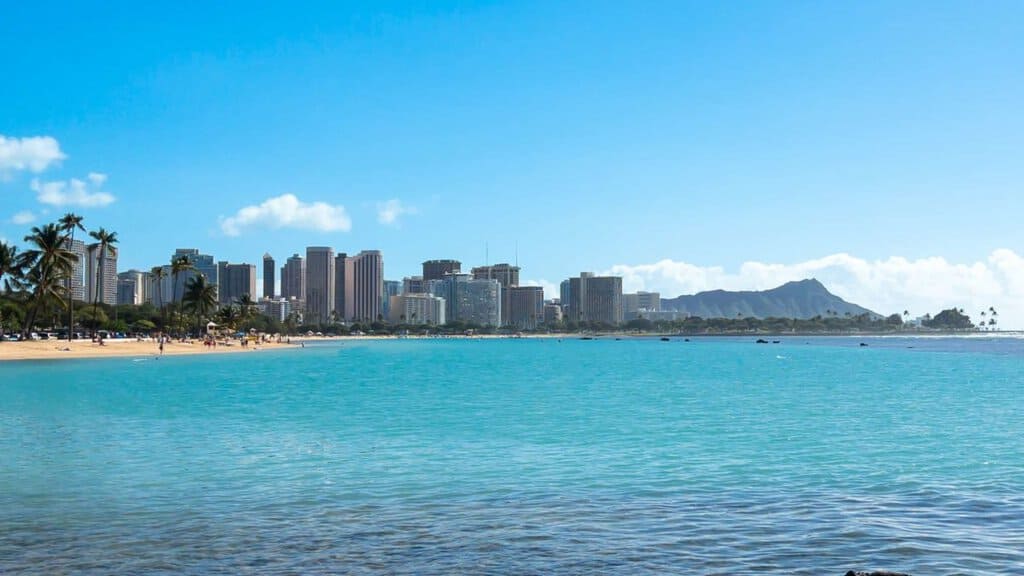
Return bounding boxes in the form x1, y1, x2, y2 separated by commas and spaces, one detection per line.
117, 270, 148, 306
305, 247, 335, 325
422, 259, 461, 282
402, 276, 425, 294
263, 253, 275, 299
507, 286, 545, 330
334, 253, 347, 318
281, 253, 305, 301
388, 293, 446, 325
471, 263, 520, 288
147, 265, 173, 308
563, 272, 622, 325
471, 263, 521, 324
86, 244, 118, 305
623, 291, 661, 319
65, 239, 87, 302
383, 280, 401, 318
218, 262, 257, 305
344, 250, 383, 322
171, 248, 217, 302
429, 274, 501, 327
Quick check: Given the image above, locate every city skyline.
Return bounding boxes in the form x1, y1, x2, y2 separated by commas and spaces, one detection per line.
2, 3, 1023, 325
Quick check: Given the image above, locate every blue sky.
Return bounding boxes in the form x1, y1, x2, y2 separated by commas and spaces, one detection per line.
3, 1, 1024, 322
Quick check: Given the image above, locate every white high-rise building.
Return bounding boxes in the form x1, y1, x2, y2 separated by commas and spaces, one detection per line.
388, 293, 445, 326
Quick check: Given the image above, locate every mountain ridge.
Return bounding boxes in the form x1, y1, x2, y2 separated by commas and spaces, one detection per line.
659, 278, 879, 319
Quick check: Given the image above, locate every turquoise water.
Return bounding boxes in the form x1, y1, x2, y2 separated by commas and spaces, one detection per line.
2, 338, 1022, 574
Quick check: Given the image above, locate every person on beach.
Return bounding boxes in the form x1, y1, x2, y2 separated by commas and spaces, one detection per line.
159, 335, 164, 355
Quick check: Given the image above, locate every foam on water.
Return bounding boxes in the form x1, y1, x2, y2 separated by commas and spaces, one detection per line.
2, 338, 1022, 574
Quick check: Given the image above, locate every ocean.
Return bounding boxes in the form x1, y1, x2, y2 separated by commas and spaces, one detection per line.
2, 337, 1022, 574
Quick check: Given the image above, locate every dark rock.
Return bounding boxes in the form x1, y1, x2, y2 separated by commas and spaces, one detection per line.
844, 571, 910, 576
756, 338, 769, 344
660, 337, 670, 342
859, 342, 869, 347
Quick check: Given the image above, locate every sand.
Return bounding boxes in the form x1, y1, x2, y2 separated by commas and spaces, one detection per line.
0, 338, 298, 362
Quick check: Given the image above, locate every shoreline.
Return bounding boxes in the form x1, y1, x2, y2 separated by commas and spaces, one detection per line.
0, 338, 299, 362
3, 330, 1018, 362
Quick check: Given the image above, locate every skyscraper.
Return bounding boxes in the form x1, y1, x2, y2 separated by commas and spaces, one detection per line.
344, 250, 383, 322
471, 263, 519, 288
334, 252, 347, 318
382, 280, 401, 318
66, 238, 87, 302
429, 274, 501, 327
422, 259, 461, 282
117, 270, 149, 306
218, 262, 257, 305
507, 285, 544, 330
563, 272, 622, 325
281, 253, 305, 301
171, 248, 217, 302
87, 244, 118, 306
305, 246, 335, 325
263, 253, 275, 299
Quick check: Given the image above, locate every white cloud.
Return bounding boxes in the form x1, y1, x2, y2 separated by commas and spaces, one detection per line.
376, 198, 417, 227
0, 134, 66, 177
605, 250, 1024, 329
220, 193, 352, 237
10, 210, 36, 225
31, 174, 115, 207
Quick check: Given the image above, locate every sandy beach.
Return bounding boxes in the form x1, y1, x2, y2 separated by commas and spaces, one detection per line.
0, 338, 298, 362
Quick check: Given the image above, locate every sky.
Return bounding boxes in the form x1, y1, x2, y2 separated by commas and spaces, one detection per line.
2, 1, 1023, 325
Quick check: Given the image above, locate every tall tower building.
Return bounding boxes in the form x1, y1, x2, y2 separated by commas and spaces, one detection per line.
471, 263, 520, 288
563, 272, 622, 325
218, 262, 257, 305
66, 239, 88, 302
305, 246, 335, 325
422, 259, 461, 282
171, 248, 218, 302
507, 285, 545, 330
262, 253, 275, 299
87, 244, 118, 306
334, 252, 348, 318
343, 250, 384, 322
281, 253, 305, 301
116, 270, 149, 306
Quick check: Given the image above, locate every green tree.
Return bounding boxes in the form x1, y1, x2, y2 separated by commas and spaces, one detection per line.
18, 224, 76, 338
150, 265, 167, 329
170, 255, 194, 335
87, 227, 118, 334
183, 275, 218, 336
58, 213, 85, 341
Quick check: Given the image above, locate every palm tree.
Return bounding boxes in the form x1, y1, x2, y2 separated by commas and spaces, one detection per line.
58, 213, 85, 342
183, 275, 218, 336
235, 293, 256, 324
0, 241, 23, 294
0, 242, 24, 339
215, 304, 239, 332
87, 227, 118, 335
170, 255, 194, 335
18, 224, 76, 338
151, 265, 167, 329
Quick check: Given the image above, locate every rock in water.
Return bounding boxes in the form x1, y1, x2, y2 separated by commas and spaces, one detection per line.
844, 571, 910, 576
